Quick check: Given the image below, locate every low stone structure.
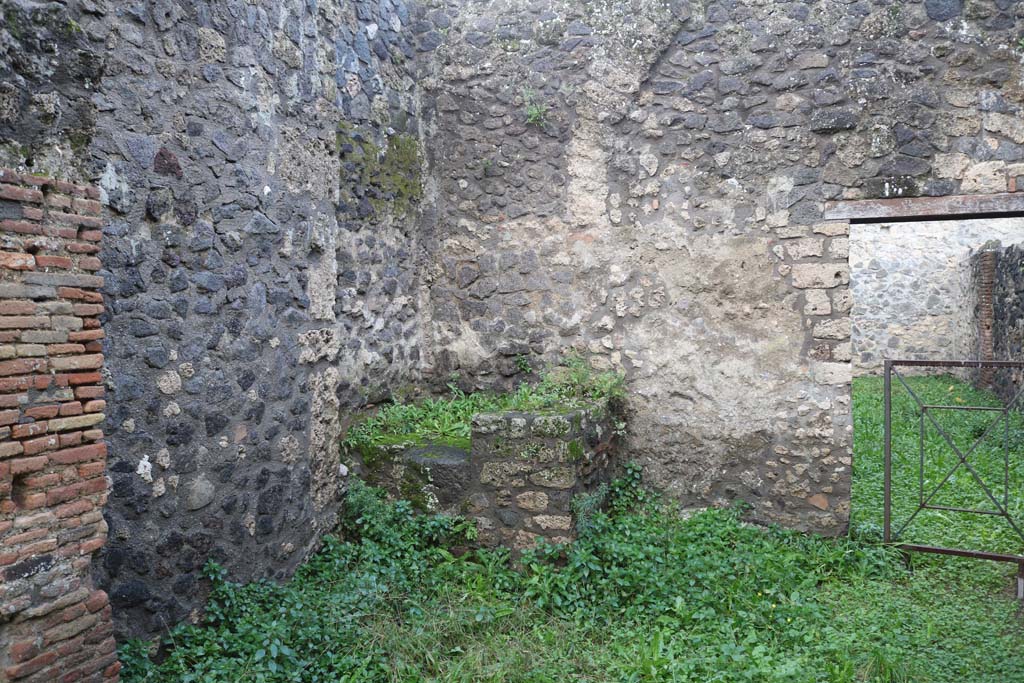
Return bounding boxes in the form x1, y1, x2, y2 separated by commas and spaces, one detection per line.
470, 404, 616, 548
357, 401, 617, 548
0, 170, 118, 682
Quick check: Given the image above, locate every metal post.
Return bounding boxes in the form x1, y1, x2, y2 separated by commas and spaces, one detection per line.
918, 407, 924, 507
883, 360, 892, 544
1018, 563, 1024, 601
1005, 410, 1010, 511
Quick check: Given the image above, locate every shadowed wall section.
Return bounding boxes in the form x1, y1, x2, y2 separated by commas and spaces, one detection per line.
990, 243, 1024, 404
2, 0, 435, 644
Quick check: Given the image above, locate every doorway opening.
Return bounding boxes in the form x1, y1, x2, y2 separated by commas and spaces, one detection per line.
848, 214, 1024, 593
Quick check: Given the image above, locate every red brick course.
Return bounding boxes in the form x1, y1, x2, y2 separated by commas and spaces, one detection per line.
0, 169, 118, 682
976, 251, 996, 387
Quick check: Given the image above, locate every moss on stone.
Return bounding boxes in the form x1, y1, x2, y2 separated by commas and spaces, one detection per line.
414, 448, 457, 460
4, 9, 22, 40
337, 122, 423, 218
350, 446, 426, 512
67, 129, 91, 154
349, 441, 399, 475
397, 463, 433, 512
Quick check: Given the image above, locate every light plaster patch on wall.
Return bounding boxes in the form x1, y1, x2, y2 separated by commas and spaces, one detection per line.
308, 213, 340, 321
308, 367, 343, 511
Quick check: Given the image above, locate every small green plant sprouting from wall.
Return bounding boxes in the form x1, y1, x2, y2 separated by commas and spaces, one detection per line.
337, 121, 423, 218
67, 129, 92, 154
3, 10, 21, 40
518, 443, 543, 460
522, 88, 549, 126
570, 482, 608, 535
566, 439, 585, 461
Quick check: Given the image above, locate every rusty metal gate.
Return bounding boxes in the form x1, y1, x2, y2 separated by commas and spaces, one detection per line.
883, 359, 1024, 598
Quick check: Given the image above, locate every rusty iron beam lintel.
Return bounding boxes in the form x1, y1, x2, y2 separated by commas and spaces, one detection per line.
823, 193, 1024, 221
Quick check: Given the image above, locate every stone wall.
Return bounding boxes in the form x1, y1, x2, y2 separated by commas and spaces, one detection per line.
0, 1, 101, 174
415, 0, 1024, 532
1, 0, 434, 640
0, 170, 118, 682
88, 0, 432, 640
3, 0, 1024, 657
991, 243, 1024, 404
850, 219, 1024, 375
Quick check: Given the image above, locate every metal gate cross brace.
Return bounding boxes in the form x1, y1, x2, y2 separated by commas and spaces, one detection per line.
889, 369, 1024, 540
883, 360, 1024, 600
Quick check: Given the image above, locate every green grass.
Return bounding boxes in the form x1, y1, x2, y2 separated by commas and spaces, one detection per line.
121, 379, 1024, 682
342, 357, 624, 453
844, 374, 1024, 681
852, 374, 1024, 557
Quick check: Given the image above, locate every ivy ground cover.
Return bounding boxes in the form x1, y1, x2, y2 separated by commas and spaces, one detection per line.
121, 378, 1024, 682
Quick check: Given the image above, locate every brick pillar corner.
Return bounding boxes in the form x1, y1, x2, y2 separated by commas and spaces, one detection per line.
0, 168, 119, 682
976, 249, 997, 388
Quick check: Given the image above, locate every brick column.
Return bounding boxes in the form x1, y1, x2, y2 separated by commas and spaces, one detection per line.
0, 169, 119, 682
976, 249, 996, 388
